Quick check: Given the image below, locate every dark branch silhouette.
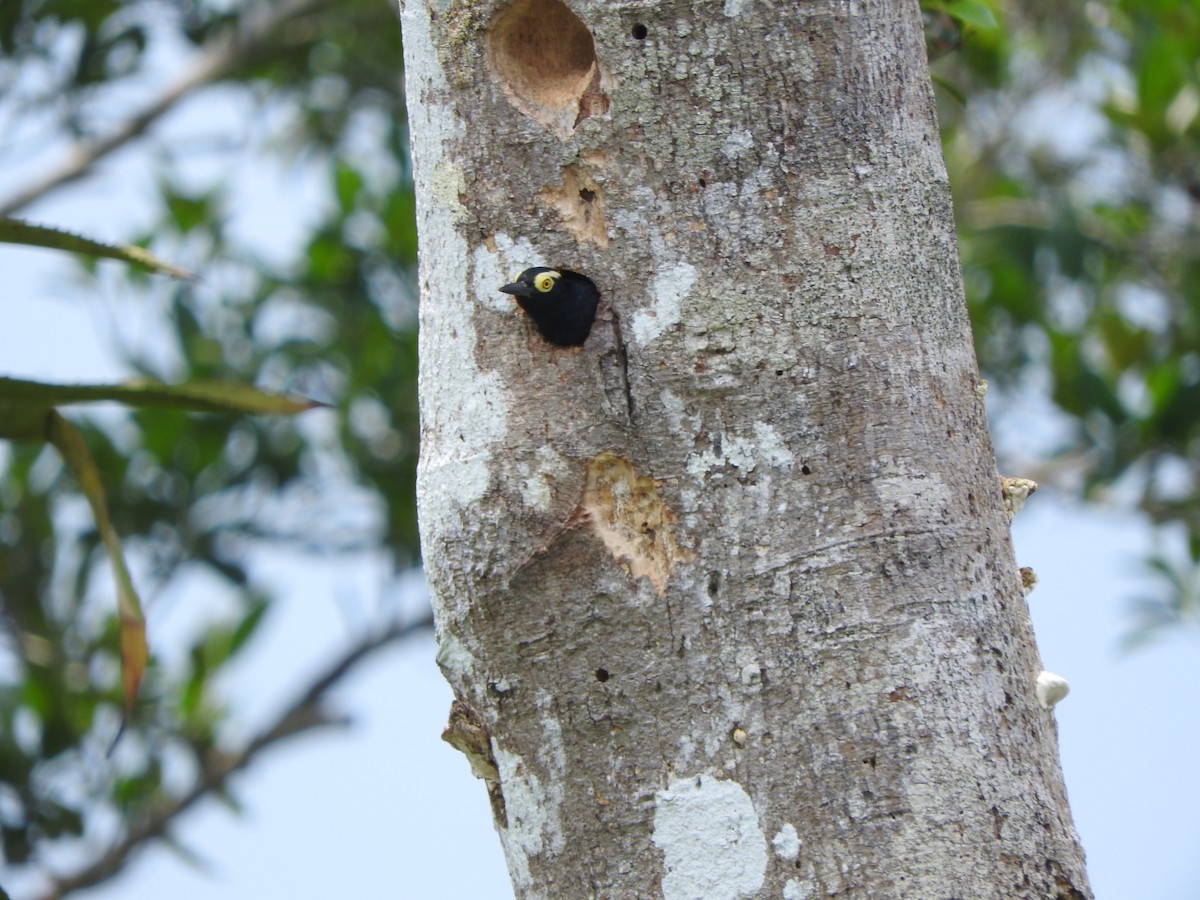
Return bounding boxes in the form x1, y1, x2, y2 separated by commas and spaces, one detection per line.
31, 613, 433, 900
0, 0, 334, 217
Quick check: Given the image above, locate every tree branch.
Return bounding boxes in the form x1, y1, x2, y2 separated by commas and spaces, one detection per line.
31, 612, 434, 900
0, 0, 334, 217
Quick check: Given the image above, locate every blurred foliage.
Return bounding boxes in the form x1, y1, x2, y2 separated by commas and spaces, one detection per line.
0, 0, 417, 890
929, 0, 1200, 644
0, 0, 1198, 892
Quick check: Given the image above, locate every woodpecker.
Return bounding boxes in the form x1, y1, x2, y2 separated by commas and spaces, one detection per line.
499, 267, 600, 347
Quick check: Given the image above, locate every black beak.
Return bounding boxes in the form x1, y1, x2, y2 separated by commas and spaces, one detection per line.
499, 280, 531, 297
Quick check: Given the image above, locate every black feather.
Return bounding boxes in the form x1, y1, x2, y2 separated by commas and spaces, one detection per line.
499, 267, 600, 347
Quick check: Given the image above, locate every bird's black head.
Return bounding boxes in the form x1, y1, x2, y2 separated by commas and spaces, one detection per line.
499, 267, 562, 300
500, 267, 600, 347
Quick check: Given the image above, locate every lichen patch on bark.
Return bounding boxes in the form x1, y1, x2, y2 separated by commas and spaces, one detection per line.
652, 775, 767, 899
632, 260, 696, 345
491, 694, 568, 890
578, 452, 688, 596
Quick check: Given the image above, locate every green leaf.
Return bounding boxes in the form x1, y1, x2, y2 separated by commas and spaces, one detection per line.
43, 411, 147, 719
942, 0, 998, 31
212, 787, 245, 817
932, 73, 967, 106
0, 377, 323, 421
159, 831, 215, 872
335, 163, 363, 212
229, 597, 270, 657
164, 186, 217, 234
0, 216, 195, 279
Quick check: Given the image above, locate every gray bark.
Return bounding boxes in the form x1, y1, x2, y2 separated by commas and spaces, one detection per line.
402, 0, 1091, 897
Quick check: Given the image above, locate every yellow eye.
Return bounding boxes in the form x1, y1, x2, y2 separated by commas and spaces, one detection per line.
534, 271, 559, 293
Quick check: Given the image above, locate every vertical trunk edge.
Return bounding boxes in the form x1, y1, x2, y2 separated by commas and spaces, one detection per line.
403, 0, 1092, 897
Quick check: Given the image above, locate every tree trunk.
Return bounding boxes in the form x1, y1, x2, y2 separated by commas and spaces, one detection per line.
402, 0, 1091, 897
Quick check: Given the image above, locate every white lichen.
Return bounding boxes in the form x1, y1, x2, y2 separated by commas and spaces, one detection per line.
740, 663, 763, 687
434, 631, 476, 680
874, 470, 952, 515
784, 877, 816, 899
752, 422, 796, 467
472, 233, 540, 314
491, 694, 567, 891
772, 823, 801, 860
632, 260, 697, 345
687, 426, 795, 481
721, 129, 755, 159
403, 0, 507, 511
652, 775, 767, 899
516, 445, 573, 512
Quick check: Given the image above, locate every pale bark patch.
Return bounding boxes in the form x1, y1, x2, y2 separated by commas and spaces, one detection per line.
493, 704, 567, 893
472, 234, 539, 314
783, 878, 817, 900
517, 446, 574, 512
652, 775, 767, 900
874, 469, 952, 515
538, 165, 609, 247
578, 452, 688, 596
434, 631, 477, 682
632, 260, 697, 345
686, 423, 796, 483
404, 0, 502, 511
720, 129, 755, 159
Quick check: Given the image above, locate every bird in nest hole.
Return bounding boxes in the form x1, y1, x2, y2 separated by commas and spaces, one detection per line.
500, 267, 599, 347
